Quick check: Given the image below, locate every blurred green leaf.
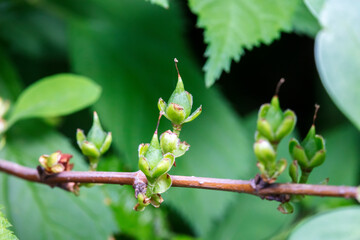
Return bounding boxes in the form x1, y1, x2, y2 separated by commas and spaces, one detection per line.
289, 207, 360, 240
68, 0, 252, 235
188, 0, 298, 87
207, 195, 295, 239
146, 0, 169, 9
0, 48, 23, 101
0, 121, 117, 240
315, 0, 360, 131
304, 0, 326, 18
292, 0, 320, 37
0, 207, 18, 240
7, 74, 101, 127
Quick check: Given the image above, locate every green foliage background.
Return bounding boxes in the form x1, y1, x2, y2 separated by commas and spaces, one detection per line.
0, 0, 359, 239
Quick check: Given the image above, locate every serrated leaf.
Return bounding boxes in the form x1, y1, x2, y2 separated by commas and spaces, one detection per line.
0, 120, 116, 240
291, 0, 320, 37
68, 0, 252, 236
0, 207, 18, 240
7, 74, 101, 127
289, 207, 360, 240
315, 0, 360, 131
189, 0, 298, 87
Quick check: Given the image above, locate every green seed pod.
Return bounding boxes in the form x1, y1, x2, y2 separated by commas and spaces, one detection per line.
309, 149, 326, 168
275, 110, 296, 140
80, 141, 101, 158
158, 59, 202, 131
138, 156, 151, 176
256, 94, 296, 144
160, 130, 179, 154
289, 160, 299, 183
289, 139, 309, 168
151, 154, 174, 178
254, 139, 276, 165
76, 112, 112, 170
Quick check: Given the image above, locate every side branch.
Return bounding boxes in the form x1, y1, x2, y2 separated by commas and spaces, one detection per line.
0, 159, 358, 199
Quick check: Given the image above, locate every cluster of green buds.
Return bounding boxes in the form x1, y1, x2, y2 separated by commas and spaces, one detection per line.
289, 105, 326, 184
135, 59, 200, 211
39, 151, 73, 174
158, 58, 202, 136
254, 79, 296, 183
76, 112, 112, 171
0, 97, 10, 149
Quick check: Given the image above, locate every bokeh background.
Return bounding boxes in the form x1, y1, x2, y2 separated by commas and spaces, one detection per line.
0, 0, 359, 239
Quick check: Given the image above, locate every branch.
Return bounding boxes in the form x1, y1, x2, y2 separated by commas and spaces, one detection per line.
0, 159, 358, 200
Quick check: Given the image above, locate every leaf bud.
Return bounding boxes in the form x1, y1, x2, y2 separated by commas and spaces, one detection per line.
39, 151, 73, 174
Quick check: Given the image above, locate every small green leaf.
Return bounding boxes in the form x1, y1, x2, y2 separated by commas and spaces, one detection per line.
290, 207, 360, 239
7, 74, 101, 127
315, 0, 360, 130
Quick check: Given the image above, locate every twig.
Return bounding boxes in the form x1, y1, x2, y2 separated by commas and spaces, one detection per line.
0, 159, 358, 200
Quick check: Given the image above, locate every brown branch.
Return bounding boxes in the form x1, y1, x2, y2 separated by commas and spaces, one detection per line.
0, 159, 358, 200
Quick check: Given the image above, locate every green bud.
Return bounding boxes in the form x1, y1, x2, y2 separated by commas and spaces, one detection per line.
275, 110, 296, 140
158, 98, 167, 114
289, 139, 309, 168
139, 156, 151, 176
160, 130, 179, 154
151, 155, 173, 178
76, 112, 112, 170
87, 112, 110, 150
159, 59, 202, 128
289, 160, 299, 183
256, 95, 296, 144
254, 139, 276, 165
80, 141, 101, 158
138, 143, 150, 157
100, 132, 112, 154
144, 131, 163, 169
289, 125, 326, 170
277, 202, 294, 214
309, 149, 326, 168
257, 119, 274, 141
